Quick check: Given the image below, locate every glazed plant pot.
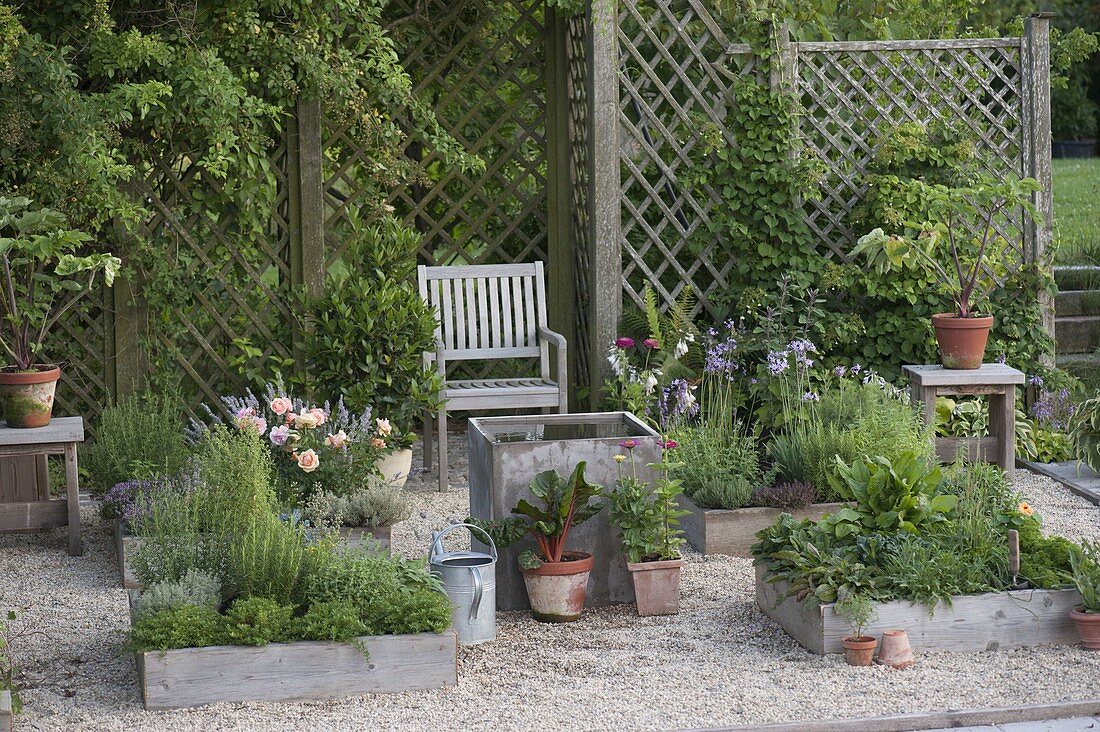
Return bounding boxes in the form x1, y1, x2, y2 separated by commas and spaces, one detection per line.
931, 314, 993, 370
519, 551, 594, 623
375, 448, 413, 487
1070, 606, 1100, 650
626, 557, 683, 616
841, 635, 878, 667
0, 364, 61, 428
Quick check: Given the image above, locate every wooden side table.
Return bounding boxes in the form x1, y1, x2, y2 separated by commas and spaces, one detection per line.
903, 364, 1025, 471
0, 417, 84, 555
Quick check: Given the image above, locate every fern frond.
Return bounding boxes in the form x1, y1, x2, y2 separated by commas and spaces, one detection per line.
643, 286, 663, 342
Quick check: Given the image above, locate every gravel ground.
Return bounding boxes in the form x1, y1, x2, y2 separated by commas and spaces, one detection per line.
3, 438, 1100, 731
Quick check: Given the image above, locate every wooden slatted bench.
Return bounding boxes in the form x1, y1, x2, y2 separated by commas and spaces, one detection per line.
418, 262, 569, 492
0, 417, 83, 555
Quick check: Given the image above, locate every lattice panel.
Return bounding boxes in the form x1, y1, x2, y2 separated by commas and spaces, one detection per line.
323, 0, 551, 272
618, 0, 757, 319
797, 40, 1026, 262
567, 10, 591, 389
134, 150, 294, 416
46, 288, 109, 432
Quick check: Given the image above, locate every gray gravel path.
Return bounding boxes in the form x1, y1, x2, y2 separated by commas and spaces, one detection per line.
3, 440, 1100, 731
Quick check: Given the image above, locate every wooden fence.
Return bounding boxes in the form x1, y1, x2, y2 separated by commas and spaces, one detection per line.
49, 0, 1054, 426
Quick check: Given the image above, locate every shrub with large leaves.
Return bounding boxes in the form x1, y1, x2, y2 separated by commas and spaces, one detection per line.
825, 452, 956, 537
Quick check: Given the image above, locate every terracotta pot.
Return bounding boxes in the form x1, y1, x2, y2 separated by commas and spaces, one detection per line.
842, 635, 878, 667
375, 448, 413, 487
876, 629, 915, 669
0, 365, 61, 428
1070, 606, 1100, 650
931, 314, 993, 370
519, 551, 593, 623
627, 557, 683, 616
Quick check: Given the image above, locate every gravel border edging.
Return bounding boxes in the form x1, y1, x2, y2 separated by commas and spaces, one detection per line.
685, 699, 1100, 732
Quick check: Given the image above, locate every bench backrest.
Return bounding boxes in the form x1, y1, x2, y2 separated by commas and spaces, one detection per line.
417, 262, 548, 362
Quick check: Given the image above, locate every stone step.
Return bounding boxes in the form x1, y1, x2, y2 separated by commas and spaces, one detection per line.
1055, 315, 1100, 354
1055, 265, 1100, 292
1056, 289, 1100, 317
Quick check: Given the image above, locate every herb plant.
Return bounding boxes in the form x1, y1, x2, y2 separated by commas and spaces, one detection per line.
835, 592, 876, 641
609, 447, 687, 563
85, 390, 191, 495
1069, 541, 1100, 613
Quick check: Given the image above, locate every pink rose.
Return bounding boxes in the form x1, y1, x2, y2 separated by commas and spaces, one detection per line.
325, 430, 348, 449
309, 407, 327, 426
376, 418, 392, 437
296, 449, 320, 473
370, 437, 386, 449
270, 397, 292, 416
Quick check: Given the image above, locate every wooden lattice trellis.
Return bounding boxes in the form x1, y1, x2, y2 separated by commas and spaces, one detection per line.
613, 0, 1054, 327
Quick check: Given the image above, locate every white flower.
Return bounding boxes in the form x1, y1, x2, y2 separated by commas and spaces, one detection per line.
674, 332, 694, 358
644, 373, 659, 394
607, 348, 625, 377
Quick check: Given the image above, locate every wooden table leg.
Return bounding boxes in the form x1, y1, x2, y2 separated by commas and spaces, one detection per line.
988, 387, 1015, 472
64, 443, 82, 556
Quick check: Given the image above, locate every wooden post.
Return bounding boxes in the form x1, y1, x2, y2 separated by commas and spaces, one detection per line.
769, 23, 796, 98
110, 270, 149, 398
1025, 13, 1055, 367
545, 6, 576, 406
288, 98, 326, 301
586, 0, 622, 409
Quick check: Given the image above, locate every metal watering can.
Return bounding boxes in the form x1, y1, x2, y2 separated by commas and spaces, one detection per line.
428, 523, 497, 645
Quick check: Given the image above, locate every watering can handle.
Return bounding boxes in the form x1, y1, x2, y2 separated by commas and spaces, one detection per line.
428, 522, 498, 563
469, 565, 483, 621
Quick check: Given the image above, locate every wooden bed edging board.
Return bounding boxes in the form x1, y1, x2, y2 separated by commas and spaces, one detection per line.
679, 495, 844, 557
754, 565, 1082, 654
0, 690, 11, 732
116, 521, 395, 590
137, 630, 458, 709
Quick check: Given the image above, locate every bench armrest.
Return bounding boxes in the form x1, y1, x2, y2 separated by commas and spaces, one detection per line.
537, 325, 566, 348
537, 326, 568, 387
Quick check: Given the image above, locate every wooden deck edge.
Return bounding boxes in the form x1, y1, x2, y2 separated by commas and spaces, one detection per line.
679, 698, 1100, 732
1018, 459, 1100, 506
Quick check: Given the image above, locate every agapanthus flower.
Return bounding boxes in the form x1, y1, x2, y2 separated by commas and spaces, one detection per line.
766, 350, 790, 375
833, 365, 848, 378
802, 391, 820, 402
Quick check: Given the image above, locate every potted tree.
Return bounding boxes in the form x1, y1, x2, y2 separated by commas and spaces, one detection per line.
472, 462, 603, 622
1068, 540, 1100, 650
609, 443, 687, 616
854, 173, 1039, 370
835, 591, 877, 666
0, 197, 119, 427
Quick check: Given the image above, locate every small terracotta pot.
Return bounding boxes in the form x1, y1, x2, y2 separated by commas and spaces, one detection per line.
876, 629, 915, 669
931, 313, 993, 370
519, 551, 593, 623
842, 635, 878, 667
626, 557, 683, 616
1070, 606, 1100, 650
0, 365, 61, 428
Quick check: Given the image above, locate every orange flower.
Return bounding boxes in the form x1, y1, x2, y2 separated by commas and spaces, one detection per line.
1018, 501, 1034, 517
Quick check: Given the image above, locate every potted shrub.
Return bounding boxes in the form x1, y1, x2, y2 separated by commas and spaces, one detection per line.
609, 443, 687, 616
472, 463, 603, 622
0, 197, 119, 427
1068, 540, 1100, 650
835, 591, 877, 666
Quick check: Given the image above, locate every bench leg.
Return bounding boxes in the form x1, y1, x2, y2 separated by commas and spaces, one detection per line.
989, 389, 1015, 471
423, 411, 433, 471
64, 443, 82, 557
436, 409, 448, 493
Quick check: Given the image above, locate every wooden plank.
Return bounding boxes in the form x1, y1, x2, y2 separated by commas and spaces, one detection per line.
0, 500, 67, 532
488, 277, 502, 349
902, 364, 1025, 387
0, 455, 46, 503
756, 567, 1082, 654
114, 521, 143, 589
587, 0, 622, 410
796, 38, 1021, 52
437, 347, 541, 361
0, 417, 84, 446
0, 690, 10, 732
935, 435, 1000, 463
418, 263, 540, 279
293, 98, 324, 300
138, 630, 458, 710
680, 494, 844, 557
64, 443, 82, 556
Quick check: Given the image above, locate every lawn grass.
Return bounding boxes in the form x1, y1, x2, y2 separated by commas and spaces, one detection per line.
1053, 157, 1100, 266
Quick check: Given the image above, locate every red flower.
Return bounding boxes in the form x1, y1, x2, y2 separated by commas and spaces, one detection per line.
614, 337, 635, 349
619, 439, 639, 450
643, 338, 660, 349
660, 439, 678, 449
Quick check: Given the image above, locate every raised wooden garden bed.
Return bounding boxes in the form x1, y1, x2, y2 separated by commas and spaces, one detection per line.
116, 521, 392, 590
755, 565, 1082, 654
0, 690, 11, 732
137, 630, 458, 709
679, 494, 844, 557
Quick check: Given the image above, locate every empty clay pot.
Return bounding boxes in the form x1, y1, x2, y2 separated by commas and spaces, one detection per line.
1071, 606, 1100, 650
876, 629, 915, 669
842, 635, 878, 667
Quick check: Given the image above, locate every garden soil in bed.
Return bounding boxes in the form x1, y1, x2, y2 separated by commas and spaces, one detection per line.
4, 440, 1100, 731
